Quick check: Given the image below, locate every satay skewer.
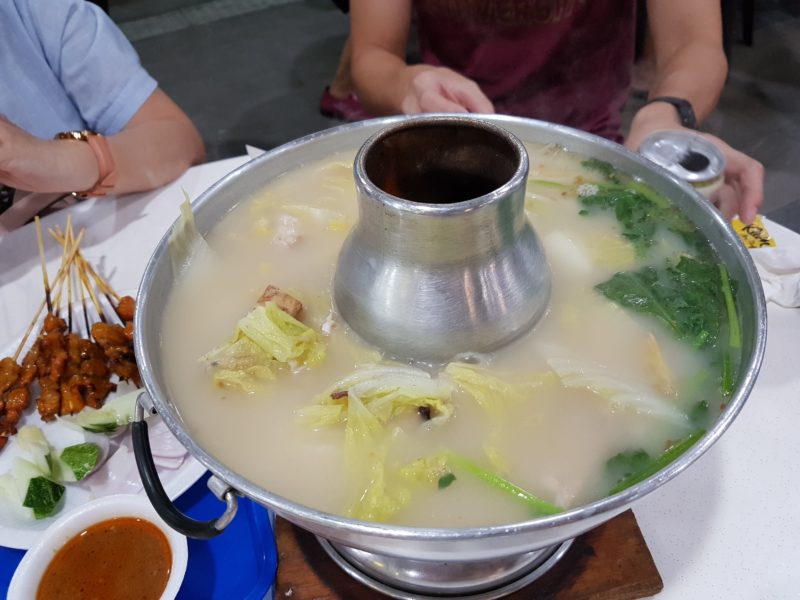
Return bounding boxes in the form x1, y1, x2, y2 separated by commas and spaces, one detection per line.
34, 217, 53, 314
49, 227, 122, 304
76, 255, 106, 324
50, 225, 79, 314
77, 256, 92, 338
13, 229, 85, 362
65, 223, 74, 333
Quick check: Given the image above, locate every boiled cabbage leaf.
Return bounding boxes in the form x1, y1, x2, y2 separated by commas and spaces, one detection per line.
547, 356, 689, 427
400, 455, 450, 485
169, 194, 210, 274
347, 452, 410, 522
298, 365, 454, 437
444, 363, 523, 412
201, 301, 325, 391
444, 362, 552, 418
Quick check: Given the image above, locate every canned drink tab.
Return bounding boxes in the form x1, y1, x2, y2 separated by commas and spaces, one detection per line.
638, 131, 725, 198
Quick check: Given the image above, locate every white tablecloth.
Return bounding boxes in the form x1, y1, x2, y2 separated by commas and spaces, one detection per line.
1, 156, 798, 598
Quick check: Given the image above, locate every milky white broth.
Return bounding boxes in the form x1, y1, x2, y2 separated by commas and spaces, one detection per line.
160, 144, 719, 528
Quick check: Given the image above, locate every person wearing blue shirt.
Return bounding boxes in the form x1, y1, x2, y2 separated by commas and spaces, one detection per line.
0, 0, 204, 207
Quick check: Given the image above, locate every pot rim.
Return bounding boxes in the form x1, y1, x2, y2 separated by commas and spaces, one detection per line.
353, 115, 529, 216
134, 114, 767, 542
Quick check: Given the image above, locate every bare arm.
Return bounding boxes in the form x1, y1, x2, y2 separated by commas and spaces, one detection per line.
627, 0, 763, 223
350, 0, 493, 115
0, 88, 205, 195
627, 0, 727, 145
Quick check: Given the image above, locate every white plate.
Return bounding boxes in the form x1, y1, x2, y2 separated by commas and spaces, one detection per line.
0, 299, 206, 550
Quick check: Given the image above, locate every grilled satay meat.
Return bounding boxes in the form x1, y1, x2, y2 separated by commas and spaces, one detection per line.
0, 357, 20, 399
0, 343, 40, 445
33, 314, 68, 421
5, 386, 30, 426
0, 358, 21, 450
60, 334, 85, 415
60, 333, 116, 414
92, 321, 140, 387
77, 337, 116, 408
0, 359, 18, 417
116, 295, 136, 322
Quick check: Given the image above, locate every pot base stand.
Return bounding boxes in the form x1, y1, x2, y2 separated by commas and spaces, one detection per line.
274, 510, 663, 599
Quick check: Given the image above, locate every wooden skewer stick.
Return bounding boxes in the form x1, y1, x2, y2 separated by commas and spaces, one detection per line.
61, 221, 93, 336
34, 217, 53, 314
13, 229, 85, 361
76, 256, 106, 324
76, 250, 92, 338
48, 229, 122, 303
65, 221, 74, 333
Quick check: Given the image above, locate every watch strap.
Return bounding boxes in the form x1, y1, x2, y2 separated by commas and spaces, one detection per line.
645, 96, 698, 129
55, 130, 118, 197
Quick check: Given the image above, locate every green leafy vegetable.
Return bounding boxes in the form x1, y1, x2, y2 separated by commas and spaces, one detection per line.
23, 477, 65, 520
719, 264, 741, 397
437, 472, 457, 489
721, 352, 735, 397
201, 301, 325, 391
606, 450, 652, 487
527, 179, 571, 190
446, 453, 562, 516
401, 452, 560, 515
720, 265, 741, 348
608, 430, 706, 495
581, 158, 620, 184
579, 184, 707, 256
596, 256, 724, 349
59, 443, 101, 481
689, 400, 711, 428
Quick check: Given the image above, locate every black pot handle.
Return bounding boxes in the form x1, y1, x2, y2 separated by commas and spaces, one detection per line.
132, 393, 238, 539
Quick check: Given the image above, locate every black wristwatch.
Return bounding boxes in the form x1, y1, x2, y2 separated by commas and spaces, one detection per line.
645, 96, 698, 129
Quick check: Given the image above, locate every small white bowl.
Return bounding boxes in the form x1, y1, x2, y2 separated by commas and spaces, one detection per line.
8, 494, 188, 600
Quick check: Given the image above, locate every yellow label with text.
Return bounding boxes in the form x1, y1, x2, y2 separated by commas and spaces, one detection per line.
732, 215, 775, 248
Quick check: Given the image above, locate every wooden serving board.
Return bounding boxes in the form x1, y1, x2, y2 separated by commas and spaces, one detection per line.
274, 510, 663, 599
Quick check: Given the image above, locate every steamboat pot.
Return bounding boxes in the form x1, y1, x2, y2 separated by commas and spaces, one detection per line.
132, 115, 766, 599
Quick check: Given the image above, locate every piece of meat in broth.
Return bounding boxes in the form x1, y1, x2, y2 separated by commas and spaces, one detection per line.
257, 285, 303, 319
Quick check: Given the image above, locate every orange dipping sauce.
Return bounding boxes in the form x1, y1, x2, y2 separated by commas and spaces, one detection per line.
37, 517, 172, 600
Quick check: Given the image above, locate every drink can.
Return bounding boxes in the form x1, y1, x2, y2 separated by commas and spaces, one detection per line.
638, 131, 725, 198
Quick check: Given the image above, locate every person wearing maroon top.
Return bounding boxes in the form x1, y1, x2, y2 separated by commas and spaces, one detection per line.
350, 0, 763, 224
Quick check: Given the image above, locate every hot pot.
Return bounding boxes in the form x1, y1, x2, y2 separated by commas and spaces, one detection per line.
132, 115, 766, 599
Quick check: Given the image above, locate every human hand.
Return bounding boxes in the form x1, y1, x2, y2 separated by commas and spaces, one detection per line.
0, 116, 97, 194
400, 66, 495, 114
626, 104, 764, 224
